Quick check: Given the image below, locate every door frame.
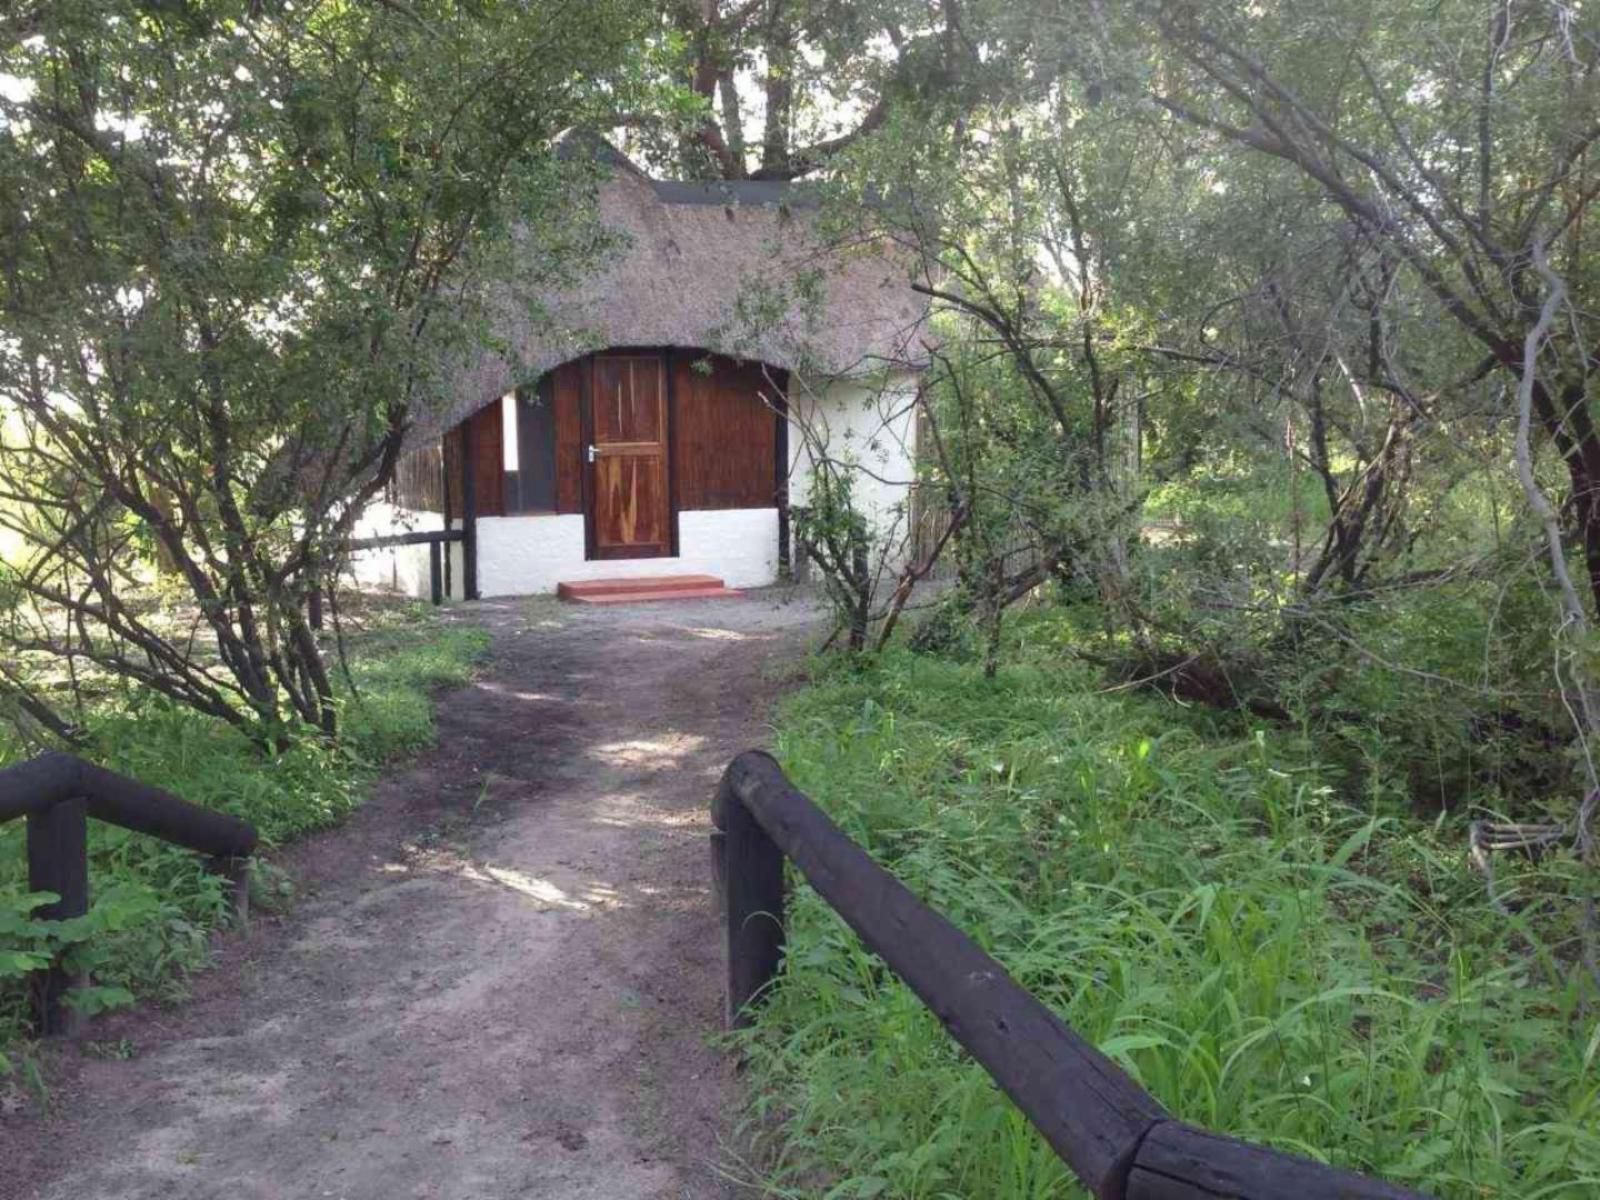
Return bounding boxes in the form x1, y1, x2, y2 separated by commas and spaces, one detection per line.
579, 348, 679, 561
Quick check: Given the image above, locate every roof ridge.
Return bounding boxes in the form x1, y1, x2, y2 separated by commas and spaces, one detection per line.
553, 128, 817, 205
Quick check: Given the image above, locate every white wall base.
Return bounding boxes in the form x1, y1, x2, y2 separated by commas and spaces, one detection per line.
474, 507, 779, 597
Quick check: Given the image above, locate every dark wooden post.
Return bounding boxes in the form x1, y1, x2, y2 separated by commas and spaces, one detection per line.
429, 539, 443, 606
710, 775, 786, 1027
461, 422, 480, 601
26, 798, 89, 1036
442, 441, 456, 601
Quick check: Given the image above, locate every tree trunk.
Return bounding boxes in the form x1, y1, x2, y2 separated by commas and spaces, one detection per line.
761, 2, 794, 176
1528, 371, 1600, 616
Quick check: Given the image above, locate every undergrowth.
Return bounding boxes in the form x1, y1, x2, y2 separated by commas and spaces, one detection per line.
0, 606, 486, 1069
738, 619, 1600, 1199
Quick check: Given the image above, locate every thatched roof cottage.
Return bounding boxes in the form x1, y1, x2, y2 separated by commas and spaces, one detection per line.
353, 137, 929, 601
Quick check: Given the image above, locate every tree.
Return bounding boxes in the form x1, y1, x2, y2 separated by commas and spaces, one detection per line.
642, 0, 984, 180
796, 1, 1588, 734
0, 0, 651, 744
1073, 0, 1600, 607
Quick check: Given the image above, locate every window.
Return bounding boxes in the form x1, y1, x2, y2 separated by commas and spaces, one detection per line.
504, 382, 558, 513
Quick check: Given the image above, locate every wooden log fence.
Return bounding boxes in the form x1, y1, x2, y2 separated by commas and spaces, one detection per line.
346, 528, 463, 608
710, 750, 1432, 1200
0, 752, 257, 1035
305, 528, 466, 628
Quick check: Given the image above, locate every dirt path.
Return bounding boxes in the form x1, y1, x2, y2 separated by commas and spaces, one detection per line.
1, 590, 822, 1200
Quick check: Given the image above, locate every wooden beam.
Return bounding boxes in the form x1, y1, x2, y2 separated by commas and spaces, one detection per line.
4, 753, 259, 1035
711, 750, 1436, 1200
2, 753, 257, 856
1127, 1122, 1428, 1200
0, 751, 80, 820
714, 750, 1165, 1199
461, 419, 479, 600
77, 759, 257, 858
347, 529, 463, 550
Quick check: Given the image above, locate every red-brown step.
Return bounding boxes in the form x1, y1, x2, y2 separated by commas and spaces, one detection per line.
557, 575, 744, 604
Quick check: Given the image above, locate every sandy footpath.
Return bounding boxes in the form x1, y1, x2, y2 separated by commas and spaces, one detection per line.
1, 590, 820, 1200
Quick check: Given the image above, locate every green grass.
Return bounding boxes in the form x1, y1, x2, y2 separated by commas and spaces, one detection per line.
737, 627, 1600, 1199
0, 607, 487, 1065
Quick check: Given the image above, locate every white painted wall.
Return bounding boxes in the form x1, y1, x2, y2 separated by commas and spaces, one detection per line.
789, 370, 919, 541
474, 507, 779, 597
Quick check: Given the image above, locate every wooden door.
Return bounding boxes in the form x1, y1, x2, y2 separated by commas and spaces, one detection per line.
586, 354, 672, 559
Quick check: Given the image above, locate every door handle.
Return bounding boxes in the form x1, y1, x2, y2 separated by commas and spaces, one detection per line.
586, 444, 598, 464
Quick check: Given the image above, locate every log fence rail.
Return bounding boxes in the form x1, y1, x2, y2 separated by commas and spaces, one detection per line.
0, 752, 257, 1035
710, 749, 1432, 1200
0, 741, 1441, 1198
307, 527, 467, 629
346, 527, 464, 608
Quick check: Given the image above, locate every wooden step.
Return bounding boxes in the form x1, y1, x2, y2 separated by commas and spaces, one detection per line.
563, 586, 745, 606
557, 574, 726, 601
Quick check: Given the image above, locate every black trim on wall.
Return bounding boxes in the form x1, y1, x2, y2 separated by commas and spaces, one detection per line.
442, 435, 455, 599
461, 424, 479, 600
666, 349, 681, 558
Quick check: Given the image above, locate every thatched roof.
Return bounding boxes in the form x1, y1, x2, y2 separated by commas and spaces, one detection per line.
420, 136, 929, 439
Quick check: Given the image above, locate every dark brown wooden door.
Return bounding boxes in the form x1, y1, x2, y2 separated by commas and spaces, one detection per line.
587, 354, 671, 559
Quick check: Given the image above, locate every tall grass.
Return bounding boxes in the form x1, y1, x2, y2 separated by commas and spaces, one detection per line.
0, 611, 486, 1058
738, 637, 1600, 1198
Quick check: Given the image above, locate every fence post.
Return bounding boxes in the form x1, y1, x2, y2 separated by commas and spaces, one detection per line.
461, 429, 479, 600
711, 776, 786, 1028
429, 539, 443, 606
26, 798, 89, 1036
